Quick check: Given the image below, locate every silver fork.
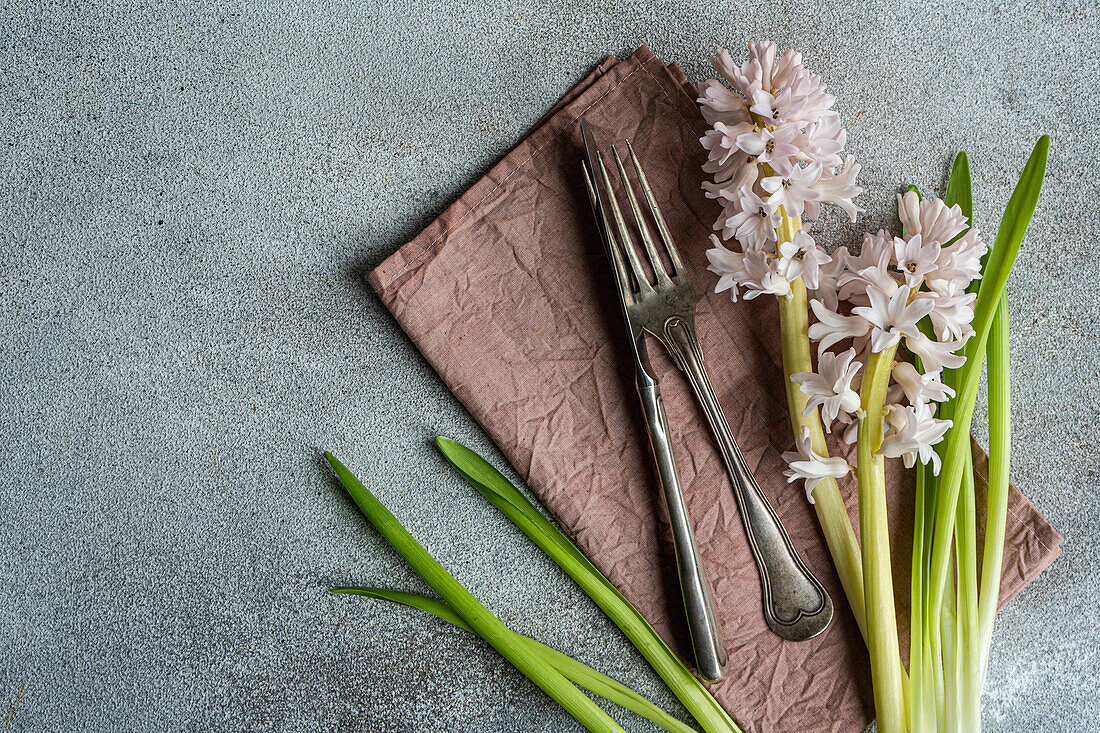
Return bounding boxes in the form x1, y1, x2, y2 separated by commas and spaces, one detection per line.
579, 120, 833, 651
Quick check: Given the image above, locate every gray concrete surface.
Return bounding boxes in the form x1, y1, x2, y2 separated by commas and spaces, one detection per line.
1, 1, 1097, 731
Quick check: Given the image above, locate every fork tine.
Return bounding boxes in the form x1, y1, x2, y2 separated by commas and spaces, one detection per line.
626, 139, 686, 276
596, 152, 654, 294
612, 146, 673, 287
582, 162, 634, 303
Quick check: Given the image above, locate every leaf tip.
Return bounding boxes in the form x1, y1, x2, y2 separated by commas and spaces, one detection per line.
330, 587, 381, 599
1035, 134, 1051, 159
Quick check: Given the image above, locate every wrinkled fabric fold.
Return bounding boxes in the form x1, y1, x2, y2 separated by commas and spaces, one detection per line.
368, 45, 1062, 732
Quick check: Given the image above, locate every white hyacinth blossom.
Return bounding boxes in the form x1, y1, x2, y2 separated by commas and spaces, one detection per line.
852, 285, 935, 353
761, 162, 822, 217
782, 426, 852, 503
790, 348, 863, 428
879, 403, 951, 474
893, 234, 940, 289
888, 362, 955, 406
719, 189, 780, 251
791, 188, 984, 488
777, 231, 832, 288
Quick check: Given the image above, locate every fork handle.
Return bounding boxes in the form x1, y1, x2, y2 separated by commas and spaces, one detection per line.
636, 377, 729, 683
663, 317, 833, 642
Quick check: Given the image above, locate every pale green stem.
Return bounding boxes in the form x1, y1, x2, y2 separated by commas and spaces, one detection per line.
774, 209, 909, 724
940, 562, 958, 733
909, 463, 932, 733
777, 278, 867, 636
956, 442, 981, 731
773, 210, 868, 636
978, 294, 1011, 681
774, 205, 866, 633
855, 346, 906, 733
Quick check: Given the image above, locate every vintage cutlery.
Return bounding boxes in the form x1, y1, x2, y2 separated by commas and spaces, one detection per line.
578, 119, 832, 648
579, 119, 729, 682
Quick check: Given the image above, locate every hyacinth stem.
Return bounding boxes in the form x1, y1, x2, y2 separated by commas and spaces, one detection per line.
773, 211, 867, 637
855, 345, 905, 733
909, 458, 935, 732
978, 293, 1011, 679
774, 208, 911, 727
777, 280, 868, 634
956, 440, 981, 732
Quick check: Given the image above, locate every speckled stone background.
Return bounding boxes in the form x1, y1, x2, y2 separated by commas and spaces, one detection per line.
1, 1, 1096, 731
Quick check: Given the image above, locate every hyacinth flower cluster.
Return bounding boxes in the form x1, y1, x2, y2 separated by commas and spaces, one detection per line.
791, 193, 987, 471
698, 42, 862, 303
697, 41, 1049, 733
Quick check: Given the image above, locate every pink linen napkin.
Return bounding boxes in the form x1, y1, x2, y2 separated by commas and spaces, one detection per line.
368, 45, 1062, 732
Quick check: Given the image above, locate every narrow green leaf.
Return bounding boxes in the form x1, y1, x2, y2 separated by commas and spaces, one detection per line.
324, 453, 626, 733
908, 458, 927, 733
906, 163, 959, 726
945, 151, 974, 252
335, 587, 699, 733
435, 436, 671, 643
434, 437, 743, 733
939, 554, 959, 731
915, 149, 972, 726
434, 438, 600, 581
926, 135, 1049, 645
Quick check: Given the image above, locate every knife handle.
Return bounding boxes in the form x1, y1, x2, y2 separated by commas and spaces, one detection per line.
636, 378, 729, 683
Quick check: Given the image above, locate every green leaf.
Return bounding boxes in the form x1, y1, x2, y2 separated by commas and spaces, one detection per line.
926, 135, 1049, 644
324, 452, 626, 733
332, 587, 472, 630
955, 440, 981, 728
433, 438, 598, 579
335, 587, 699, 733
434, 437, 743, 733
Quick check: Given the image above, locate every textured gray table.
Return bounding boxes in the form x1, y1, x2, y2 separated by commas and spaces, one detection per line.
1, 1, 1097, 731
